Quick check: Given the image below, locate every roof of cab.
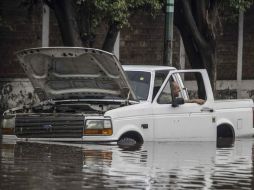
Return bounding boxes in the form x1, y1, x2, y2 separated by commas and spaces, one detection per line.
122, 65, 176, 72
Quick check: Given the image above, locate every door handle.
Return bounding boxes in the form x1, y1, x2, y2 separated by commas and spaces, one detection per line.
201, 107, 214, 112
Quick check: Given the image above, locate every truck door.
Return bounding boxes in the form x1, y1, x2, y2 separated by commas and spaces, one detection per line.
152, 70, 216, 141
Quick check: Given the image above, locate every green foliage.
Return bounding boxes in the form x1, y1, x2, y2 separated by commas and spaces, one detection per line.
19, 0, 254, 46
76, 0, 162, 45
218, 0, 254, 22
78, 0, 162, 29
227, 0, 254, 11
218, 0, 254, 13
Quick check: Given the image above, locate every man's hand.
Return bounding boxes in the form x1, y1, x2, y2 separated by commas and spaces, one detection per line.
190, 99, 205, 105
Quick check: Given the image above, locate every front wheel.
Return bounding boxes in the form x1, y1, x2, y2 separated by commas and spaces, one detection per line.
117, 137, 137, 146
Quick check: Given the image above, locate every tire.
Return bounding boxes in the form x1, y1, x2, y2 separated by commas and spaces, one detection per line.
117, 137, 137, 146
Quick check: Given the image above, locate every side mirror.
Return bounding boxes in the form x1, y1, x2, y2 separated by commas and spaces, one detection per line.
172, 97, 185, 107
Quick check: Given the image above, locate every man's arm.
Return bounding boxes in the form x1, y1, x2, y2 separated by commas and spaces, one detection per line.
185, 99, 205, 105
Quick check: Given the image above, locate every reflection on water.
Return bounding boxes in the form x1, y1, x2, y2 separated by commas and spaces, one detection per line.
0, 139, 254, 190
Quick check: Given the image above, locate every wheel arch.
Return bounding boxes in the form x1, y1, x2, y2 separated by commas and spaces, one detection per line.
118, 130, 144, 144
216, 120, 235, 140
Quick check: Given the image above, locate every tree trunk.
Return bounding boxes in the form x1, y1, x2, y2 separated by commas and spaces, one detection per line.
44, 0, 119, 51
174, 0, 218, 94
76, 0, 96, 47
102, 22, 119, 52
51, 0, 82, 46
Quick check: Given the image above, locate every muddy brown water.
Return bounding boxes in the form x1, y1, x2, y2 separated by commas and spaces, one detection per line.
0, 138, 254, 190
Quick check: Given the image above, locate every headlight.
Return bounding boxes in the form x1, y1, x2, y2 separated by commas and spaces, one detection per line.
1, 117, 15, 135
84, 119, 112, 136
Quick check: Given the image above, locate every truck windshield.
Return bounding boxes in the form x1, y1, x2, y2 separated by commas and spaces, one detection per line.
125, 71, 151, 100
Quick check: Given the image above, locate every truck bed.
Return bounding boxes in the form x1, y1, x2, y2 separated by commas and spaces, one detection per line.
213, 99, 254, 110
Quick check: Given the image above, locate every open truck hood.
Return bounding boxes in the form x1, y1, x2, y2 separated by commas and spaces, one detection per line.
16, 47, 137, 101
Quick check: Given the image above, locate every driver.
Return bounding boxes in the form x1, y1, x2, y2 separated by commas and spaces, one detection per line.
171, 81, 205, 105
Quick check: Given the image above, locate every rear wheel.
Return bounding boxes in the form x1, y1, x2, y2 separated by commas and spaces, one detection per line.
217, 124, 235, 139
216, 124, 235, 148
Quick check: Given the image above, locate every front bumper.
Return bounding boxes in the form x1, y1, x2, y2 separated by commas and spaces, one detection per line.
1, 134, 118, 143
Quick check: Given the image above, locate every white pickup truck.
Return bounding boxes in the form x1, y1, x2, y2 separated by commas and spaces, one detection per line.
1, 47, 254, 144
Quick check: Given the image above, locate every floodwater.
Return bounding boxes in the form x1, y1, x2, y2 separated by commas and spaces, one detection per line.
0, 139, 254, 190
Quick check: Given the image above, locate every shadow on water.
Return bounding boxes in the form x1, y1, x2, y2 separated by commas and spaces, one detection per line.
118, 144, 143, 151
1, 139, 254, 190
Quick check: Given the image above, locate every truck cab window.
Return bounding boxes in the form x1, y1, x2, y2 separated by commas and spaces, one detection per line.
125, 71, 151, 100
153, 70, 169, 100
180, 72, 207, 102
157, 72, 207, 105
157, 76, 176, 104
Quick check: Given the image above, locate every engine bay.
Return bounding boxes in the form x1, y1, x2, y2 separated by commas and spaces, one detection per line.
3, 99, 137, 117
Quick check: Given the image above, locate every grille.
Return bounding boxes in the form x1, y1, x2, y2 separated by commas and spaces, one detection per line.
15, 114, 84, 138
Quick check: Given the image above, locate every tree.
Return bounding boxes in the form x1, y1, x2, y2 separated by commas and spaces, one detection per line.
22, 0, 162, 51
94, 0, 163, 52
21, 0, 253, 93
174, 0, 253, 95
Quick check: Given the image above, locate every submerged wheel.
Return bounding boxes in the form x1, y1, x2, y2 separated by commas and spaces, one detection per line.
217, 124, 235, 139
117, 137, 137, 146
117, 131, 144, 146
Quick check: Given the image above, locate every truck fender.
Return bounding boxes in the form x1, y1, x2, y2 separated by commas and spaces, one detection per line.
216, 118, 234, 129
216, 118, 235, 139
